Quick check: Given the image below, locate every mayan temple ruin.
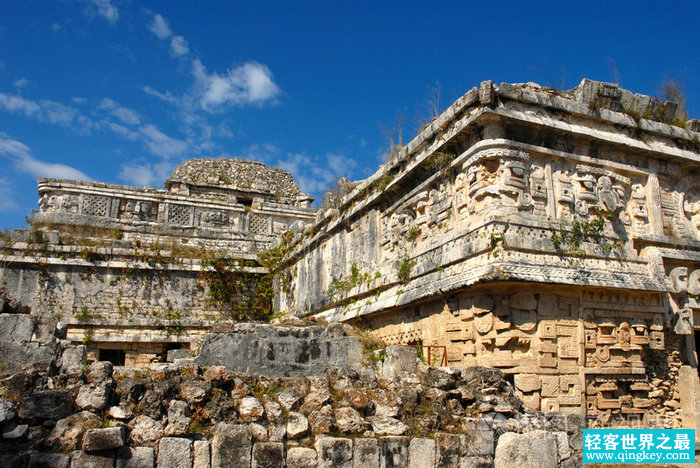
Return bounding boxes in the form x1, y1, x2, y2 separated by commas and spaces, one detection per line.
275, 79, 700, 428
1, 78, 700, 466
0, 159, 316, 366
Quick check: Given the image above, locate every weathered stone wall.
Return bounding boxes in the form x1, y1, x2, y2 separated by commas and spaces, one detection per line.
0, 319, 586, 467
0, 159, 316, 366
0, 313, 64, 374
34, 175, 314, 253
360, 284, 684, 428
275, 79, 700, 428
0, 259, 220, 366
195, 323, 363, 377
166, 158, 313, 206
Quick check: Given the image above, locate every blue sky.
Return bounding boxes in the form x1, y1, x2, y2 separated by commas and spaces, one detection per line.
0, 0, 698, 230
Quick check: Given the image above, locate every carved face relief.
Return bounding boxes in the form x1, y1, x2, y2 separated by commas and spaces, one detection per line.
575, 174, 597, 202
44, 194, 77, 213
530, 166, 547, 200
47, 195, 60, 211
669, 266, 688, 293
204, 211, 229, 226
597, 176, 623, 213
682, 188, 700, 237
503, 160, 527, 189
120, 199, 156, 221
454, 172, 468, 207
555, 173, 574, 206
630, 184, 648, 218
138, 202, 151, 216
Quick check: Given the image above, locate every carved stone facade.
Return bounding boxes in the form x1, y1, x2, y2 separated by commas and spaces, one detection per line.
277, 79, 700, 432
3, 79, 700, 435
0, 159, 315, 366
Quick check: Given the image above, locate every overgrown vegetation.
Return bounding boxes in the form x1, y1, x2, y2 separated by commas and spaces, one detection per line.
163, 300, 182, 335
398, 255, 416, 284
251, 380, 283, 400
200, 254, 271, 321
345, 327, 387, 368
81, 328, 92, 345
200, 231, 297, 321
661, 79, 688, 128
424, 151, 456, 175
80, 248, 107, 263
550, 208, 622, 267
327, 263, 378, 303
373, 173, 395, 192
75, 305, 92, 322
488, 231, 507, 258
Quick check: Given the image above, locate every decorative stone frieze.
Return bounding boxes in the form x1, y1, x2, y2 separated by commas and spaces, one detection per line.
0, 159, 315, 366
274, 79, 700, 432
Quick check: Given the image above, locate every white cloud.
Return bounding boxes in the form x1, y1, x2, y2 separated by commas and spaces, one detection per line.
0, 92, 193, 160
149, 14, 172, 40
0, 93, 84, 128
86, 0, 119, 24
13, 78, 29, 90
240, 143, 280, 162
0, 93, 39, 115
0, 134, 90, 180
275, 152, 351, 194
118, 161, 175, 187
141, 11, 280, 152
142, 86, 177, 104
193, 59, 281, 111
170, 36, 189, 57
326, 152, 355, 175
99, 98, 141, 125
0, 177, 17, 211
107, 122, 139, 141
147, 13, 190, 58
138, 124, 188, 159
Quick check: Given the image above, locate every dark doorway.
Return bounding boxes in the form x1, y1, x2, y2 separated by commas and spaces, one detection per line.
99, 349, 126, 366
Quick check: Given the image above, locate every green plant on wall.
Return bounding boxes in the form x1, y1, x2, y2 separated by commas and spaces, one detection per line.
398, 255, 416, 284
424, 151, 456, 173
162, 300, 182, 335
373, 173, 395, 192
488, 232, 507, 258
75, 305, 92, 322
550, 208, 622, 267
327, 263, 376, 302
201, 253, 270, 321
201, 231, 297, 321
82, 328, 93, 344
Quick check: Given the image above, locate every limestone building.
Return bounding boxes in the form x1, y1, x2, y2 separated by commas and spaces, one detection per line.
2, 78, 700, 435
276, 79, 700, 431
0, 159, 315, 366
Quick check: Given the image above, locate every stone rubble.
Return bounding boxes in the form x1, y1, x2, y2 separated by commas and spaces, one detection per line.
0, 327, 585, 467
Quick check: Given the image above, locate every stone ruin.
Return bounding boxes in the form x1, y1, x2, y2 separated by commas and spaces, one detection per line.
0, 317, 584, 467
274, 79, 700, 436
1, 78, 700, 466
0, 158, 316, 366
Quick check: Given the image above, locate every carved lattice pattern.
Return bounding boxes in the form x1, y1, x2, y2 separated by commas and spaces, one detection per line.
249, 213, 268, 234
168, 204, 192, 226
82, 195, 109, 217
